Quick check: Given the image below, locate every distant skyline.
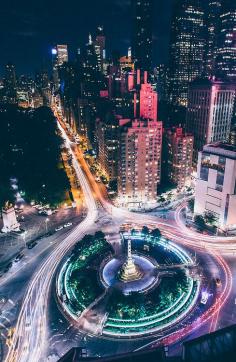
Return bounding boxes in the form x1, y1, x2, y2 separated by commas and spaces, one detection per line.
0, 0, 173, 76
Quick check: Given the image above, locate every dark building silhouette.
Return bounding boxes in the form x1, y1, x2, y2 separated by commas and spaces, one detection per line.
204, 1, 222, 77
216, 0, 236, 81
132, 0, 153, 72
4, 63, 17, 103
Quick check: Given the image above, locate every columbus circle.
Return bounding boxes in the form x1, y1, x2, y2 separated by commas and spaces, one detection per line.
55, 228, 230, 340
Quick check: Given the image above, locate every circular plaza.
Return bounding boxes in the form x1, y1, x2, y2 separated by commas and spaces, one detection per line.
55, 229, 218, 339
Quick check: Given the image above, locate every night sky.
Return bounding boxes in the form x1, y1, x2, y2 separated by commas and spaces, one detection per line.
1, 0, 173, 76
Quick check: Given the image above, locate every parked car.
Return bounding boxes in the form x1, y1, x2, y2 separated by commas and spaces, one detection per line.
55, 226, 63, 232
64, 222, 73, 228
27, 241, 37, 249
14, 253, 24, 262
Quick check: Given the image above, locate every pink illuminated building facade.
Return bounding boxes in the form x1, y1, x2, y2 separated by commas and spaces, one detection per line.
140, 82, 158, 121
118, 69, 161, 206
118, 119, 163, 206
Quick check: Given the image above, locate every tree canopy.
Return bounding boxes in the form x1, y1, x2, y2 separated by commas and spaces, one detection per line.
0, 105, 70, 207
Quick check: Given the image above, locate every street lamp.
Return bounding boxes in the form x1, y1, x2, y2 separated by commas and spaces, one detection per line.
22, 230, 27, 247
45, 218, 49, 233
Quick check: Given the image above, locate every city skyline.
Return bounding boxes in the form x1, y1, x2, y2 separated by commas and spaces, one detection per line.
0, 1, 236, 361
0, 0, 173, 75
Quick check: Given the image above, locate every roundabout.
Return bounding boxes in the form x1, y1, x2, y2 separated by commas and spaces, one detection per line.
56, 229, 221, 339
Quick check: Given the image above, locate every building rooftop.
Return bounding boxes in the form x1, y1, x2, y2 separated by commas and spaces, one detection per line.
190, 77, 236, 89
203, 142, 236, 160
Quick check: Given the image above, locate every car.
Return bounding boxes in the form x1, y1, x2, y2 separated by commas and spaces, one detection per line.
3, 262, 13, 273
201, 291, 209, 305
55, 226, 63, 232
64, 222, 73, 228
27, 241, 37, 249
14, 253, 24, 262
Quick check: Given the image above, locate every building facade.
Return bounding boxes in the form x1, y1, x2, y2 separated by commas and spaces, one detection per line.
56, 44, 68, 66
94, 26, 106, 73
204, 1, 222, 77
216, 0, 236, 81
52, 44, 68, 90
165, 127, 194, 189
118, 119, 162, 206
96, 115, 120, 181
169, 0, 205, 106
4, 63, 17, 103
139, 82, 158, 121
194, 142, 236, 230
132, 0, 153, 72
186, 78, 235, 162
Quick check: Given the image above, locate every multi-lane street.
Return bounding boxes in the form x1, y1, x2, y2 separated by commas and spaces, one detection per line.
1, 109, 236, 362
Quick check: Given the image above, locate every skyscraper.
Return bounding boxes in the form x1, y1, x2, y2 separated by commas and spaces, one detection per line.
56, 44, 68, 66
96, 112, 120, 181
4, 63, 17, 103
216, 0, 236, 81
132, 0, 153, 72
139, 81, 158, 121
186, 78, 235, 162
94, 26, 106, 73
52, 44, 68, 90
169, 0, 205, 106
204, 1, 222, 77
165, 127, 194, 189
118, 119, 162, 207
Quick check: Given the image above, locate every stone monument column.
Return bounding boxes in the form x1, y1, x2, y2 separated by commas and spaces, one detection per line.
1, 202, 20, 233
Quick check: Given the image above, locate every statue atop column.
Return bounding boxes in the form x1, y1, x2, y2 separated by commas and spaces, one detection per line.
119, 239, 143, 282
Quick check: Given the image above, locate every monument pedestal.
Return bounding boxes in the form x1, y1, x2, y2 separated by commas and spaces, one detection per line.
119, 239, 143, 282
1, 203, 20, 233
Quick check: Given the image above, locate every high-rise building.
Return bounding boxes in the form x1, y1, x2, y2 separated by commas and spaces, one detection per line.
165, 127, 194, 189
155, 64, 169, 102
59, 62, 79, 131
194, 142, 236, 230
216, 0, 236, 81
186, 78, 235, 162
132, 0, 153, 72
139, 81, 158, 121
79, 36, 104, 99
56, 44, 68, 66
4, 63, 17, 103
52, 44, 68, 89
169, 0, 205, 106
119, 55, 134, 74
96, 113, 120, 181
118, 119, 162, 207
204, 1, 222, 77
94, 26, 106, 73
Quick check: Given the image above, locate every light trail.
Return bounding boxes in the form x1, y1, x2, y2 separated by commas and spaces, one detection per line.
6, 106, 236, 361
6, 120, 98, 362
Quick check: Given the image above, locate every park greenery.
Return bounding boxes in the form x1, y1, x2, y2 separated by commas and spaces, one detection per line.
107, 269, 190, 321
0, 104, 70, 207
65, 233, 113, 313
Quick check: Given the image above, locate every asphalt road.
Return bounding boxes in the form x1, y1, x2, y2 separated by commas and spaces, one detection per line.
1, 108, 236, 362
